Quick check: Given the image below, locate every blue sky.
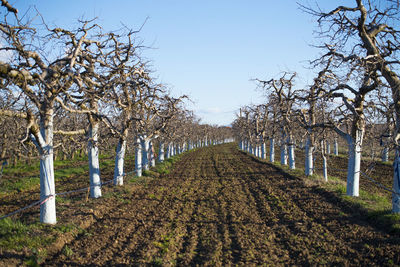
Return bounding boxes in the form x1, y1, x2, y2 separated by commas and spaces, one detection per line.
12, 0, 348, 126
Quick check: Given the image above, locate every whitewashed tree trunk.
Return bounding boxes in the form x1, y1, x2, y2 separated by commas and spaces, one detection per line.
321, 140, 328, 182
261, 142, 266, 160
345, 131, 363, 197
141, 137, 150, 171
88, 122, 102, 198
32, 107, 56, 224
280, 143, 287, 165
327, 142, 331, 155
166, 143, 170, 159
171, 143, 175, 156
149, 141, 156, 167
305, 137, 313, 176
288, 141, 295, 169
382, 147, 389, 162
39, 149, 56, 224
334, 138, 339, 156
113, 139, 126, 186
393, 149, 400, 213
270, 137, 275, 163
158, 142, 165, 162
135, 138, 142, 177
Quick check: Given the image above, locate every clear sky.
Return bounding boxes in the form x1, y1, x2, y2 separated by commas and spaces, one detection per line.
11, 0, 350, 126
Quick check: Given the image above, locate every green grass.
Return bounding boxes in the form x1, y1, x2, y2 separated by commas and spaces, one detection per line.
0, 218, 54, 251
62, 245, 74, 257
0, 155, 118, 194
1, 176, 40, 193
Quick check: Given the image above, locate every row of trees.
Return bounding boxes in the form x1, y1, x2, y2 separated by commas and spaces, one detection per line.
233, 0, 400, 213
0, 2, 233, 224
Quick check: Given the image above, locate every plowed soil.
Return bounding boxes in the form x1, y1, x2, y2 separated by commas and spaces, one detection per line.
43, 143, 399, 266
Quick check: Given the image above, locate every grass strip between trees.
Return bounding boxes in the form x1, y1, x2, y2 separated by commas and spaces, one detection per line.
0, 152, 181, 266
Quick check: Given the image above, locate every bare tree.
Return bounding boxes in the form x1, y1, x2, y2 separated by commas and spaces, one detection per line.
0, 13, 100, 223
257, 72, 298, 169
302, 0, 400, 209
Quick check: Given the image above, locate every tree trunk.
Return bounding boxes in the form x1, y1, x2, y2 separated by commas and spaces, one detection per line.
149, 141, 155, 167
39, 151, 56, 224
135, 137, 142, 177
141, 137, 150, 171
305, 137, 313, 176
334, 138, 339, 156
382, 147, 389, 162
88, 121, 101, 198
288, 140, 295, 169
321, 140, 328, 182
345, 130, 363, 197
261, 142, 266, 160
270, 137, 275, 163
158, 142, 165, 162
280, 142, 287, 166
113, 138, 126, 186
393, 148, 400, 213
38, 108, 56, 224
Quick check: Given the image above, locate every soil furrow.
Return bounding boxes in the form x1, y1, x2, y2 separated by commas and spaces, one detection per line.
43, 143, 400, 266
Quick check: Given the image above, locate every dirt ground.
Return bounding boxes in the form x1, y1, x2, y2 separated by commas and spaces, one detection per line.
36, 143, 399, 266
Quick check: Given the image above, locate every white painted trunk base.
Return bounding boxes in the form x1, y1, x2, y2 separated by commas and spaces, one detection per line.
40, 152, 56, 224
288, 144, 295, 169
393, 150, 400, 213
135, 138, 142, 177
280, 144, 287, 165
141, 138, 150, 171
88, 124, 102, 199
270, 138, 275, 163
158, 142, 165, 162
382, 147, 389, 162
113, 140, 126, 186
346, 135, 361, 197
305, 138, 313, 176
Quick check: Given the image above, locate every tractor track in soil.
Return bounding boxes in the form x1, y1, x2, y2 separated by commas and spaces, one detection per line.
44, 143, 399, 266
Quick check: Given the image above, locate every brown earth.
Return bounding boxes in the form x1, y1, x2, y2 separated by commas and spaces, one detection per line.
289, 147, 394, 197
37, 143, 399, 266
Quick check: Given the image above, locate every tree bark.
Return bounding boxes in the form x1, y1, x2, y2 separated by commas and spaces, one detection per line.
141, 136, 150, 171
135, 137, 142, 177
280, 143, 287, 166
113, 138, 126, 186
269, 137, 275, 163
88, 121, 102, 198
261, 142, 266, 160
334, 138, 339, 156
288, 139, 295, 170
305, 136, 314, 176
37, 107, 56, 224
393, 149, 400, 213
345, 130, 363, 197
158, 142, 165, 162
